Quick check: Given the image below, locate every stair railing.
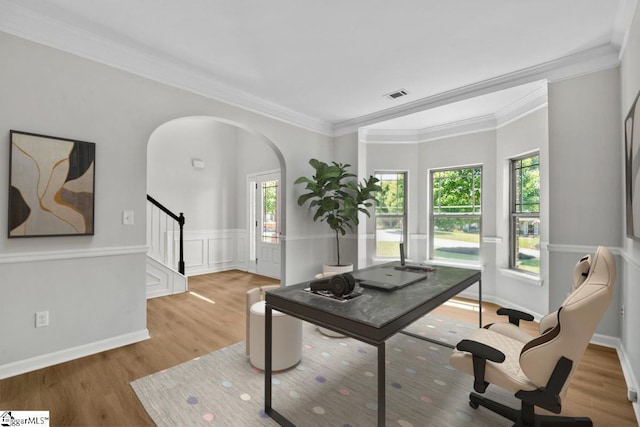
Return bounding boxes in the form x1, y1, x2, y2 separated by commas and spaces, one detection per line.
146, 195, 185, 274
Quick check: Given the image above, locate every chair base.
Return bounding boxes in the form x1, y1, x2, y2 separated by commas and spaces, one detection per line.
469, 392, 593, 427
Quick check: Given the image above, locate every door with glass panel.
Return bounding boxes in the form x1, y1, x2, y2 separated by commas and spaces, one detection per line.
252, 172, 281, 278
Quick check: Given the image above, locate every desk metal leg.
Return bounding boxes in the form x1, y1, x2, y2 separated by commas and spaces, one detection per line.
264, 306, 294, 426
378, 341, 385, 426
400, 330, 455, 349
478, 279, 483, 327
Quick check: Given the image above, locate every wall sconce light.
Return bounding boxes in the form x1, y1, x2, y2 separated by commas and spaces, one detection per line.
192, 159, 205, 169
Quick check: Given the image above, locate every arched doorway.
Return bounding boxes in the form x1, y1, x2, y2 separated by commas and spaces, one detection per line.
146, 116, 287, 289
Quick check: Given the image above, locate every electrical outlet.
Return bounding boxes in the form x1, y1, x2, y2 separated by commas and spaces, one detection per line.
621, 305, 625, 317
35, 311, 49, 328
628, 387, 638, 402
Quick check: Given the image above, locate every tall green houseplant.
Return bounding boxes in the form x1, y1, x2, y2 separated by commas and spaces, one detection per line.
295, 158, 381, 266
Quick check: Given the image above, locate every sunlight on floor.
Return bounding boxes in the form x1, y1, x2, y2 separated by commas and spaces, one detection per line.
189, 291, 216, 304
443, 298, 482, 312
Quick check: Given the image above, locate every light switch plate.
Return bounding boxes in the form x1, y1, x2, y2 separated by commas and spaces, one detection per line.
122, 210, 134, 225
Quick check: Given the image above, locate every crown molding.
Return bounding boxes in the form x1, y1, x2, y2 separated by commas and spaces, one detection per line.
361, 114, 497, 144
0, 1, 334, 136
0, 2, 624, 139
361, 86, 548, 144
495, 85, 548, 128
417, 114, 497, 143
358, 128, 420, 144
612, 0, 638, 59
333, 44, 619, 137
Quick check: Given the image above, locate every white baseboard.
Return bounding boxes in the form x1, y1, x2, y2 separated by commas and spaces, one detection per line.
186, 262, 248, 277
614, 339, 640, 423
591, 332, 621, 349
457, 290, 546, 322
0, 329, 150, 380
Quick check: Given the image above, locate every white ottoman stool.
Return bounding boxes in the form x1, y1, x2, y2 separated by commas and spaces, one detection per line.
249, 300, 302, 371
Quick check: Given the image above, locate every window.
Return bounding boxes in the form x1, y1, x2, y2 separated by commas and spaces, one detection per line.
261, 179, 279, 243
510, 153, 540, 274
374, 172, 406, 257
430, 166, 482, 262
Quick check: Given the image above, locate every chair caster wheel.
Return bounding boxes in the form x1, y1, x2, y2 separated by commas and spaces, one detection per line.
469, 400, 479, 409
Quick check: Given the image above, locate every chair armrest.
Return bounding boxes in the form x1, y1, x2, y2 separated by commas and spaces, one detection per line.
457, 339, 506, 363
496, 307, 534, 326
456, 339, 505, 393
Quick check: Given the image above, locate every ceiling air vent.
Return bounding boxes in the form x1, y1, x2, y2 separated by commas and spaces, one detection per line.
384, 89, 409, 100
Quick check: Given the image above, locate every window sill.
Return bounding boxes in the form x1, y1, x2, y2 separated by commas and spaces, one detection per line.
371, 256, 403, 262
428, 259, 485, 271
498, 269, 543, 287
371, 257, 484, 271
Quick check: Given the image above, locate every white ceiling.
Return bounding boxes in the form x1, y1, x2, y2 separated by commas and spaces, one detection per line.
0, 0, 635, 136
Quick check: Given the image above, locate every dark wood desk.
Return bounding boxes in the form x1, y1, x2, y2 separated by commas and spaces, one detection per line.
264, 262, 482, 426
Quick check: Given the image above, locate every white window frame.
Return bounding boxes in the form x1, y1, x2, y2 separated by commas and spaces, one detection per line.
509, 152, 540, 276
374, 171, 407, 258
429, 165, 482, 263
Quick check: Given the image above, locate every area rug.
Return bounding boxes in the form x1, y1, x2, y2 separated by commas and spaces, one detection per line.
131, 314, 517, 426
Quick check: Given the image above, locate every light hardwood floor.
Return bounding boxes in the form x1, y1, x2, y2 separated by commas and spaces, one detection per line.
0, 270, 636, 426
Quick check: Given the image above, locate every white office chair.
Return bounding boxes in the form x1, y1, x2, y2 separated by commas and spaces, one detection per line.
449, 246, 616, 426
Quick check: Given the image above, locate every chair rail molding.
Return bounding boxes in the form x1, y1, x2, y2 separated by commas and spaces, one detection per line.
546, 243, 623, 256
0, 245, 148, 264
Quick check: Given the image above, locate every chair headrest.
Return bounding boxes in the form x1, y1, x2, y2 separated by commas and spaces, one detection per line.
562, 246, 615, 310
571, 254, 591, 291
581, 246, 615, 290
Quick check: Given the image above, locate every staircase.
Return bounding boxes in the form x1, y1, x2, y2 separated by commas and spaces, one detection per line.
146, 195, 188, 298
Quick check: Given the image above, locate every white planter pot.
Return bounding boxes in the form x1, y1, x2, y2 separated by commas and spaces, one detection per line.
322, 263, 353, 275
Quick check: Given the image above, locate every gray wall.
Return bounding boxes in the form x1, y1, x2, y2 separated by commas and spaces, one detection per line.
0, 31, 332, 377
2, 10, 639, 400
494, 108, 549, 316
356, 75, 623, 341
351, 50, 636, 406
148, 117, 240, 230
148, 116, 280, 233
620, 3, 640, 405
548, 69, 621, 248
547, 68, 622, 339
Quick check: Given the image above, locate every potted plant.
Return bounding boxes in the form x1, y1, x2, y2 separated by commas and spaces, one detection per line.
294, 158, 381, 269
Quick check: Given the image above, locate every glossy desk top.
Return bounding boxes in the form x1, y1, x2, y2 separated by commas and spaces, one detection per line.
265, 262, 481, 345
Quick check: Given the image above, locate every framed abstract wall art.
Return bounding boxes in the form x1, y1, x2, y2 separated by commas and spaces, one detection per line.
8, 130, 95, 238
625, 91, 640, 240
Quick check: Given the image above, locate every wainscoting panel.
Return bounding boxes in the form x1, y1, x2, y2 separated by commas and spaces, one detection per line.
236, 233, 248, 271
259, 245, 280, 265
181, 229, 247, 276
146, 255, 187, 298
207, 236, 233, 265
184, 239, 205, 268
